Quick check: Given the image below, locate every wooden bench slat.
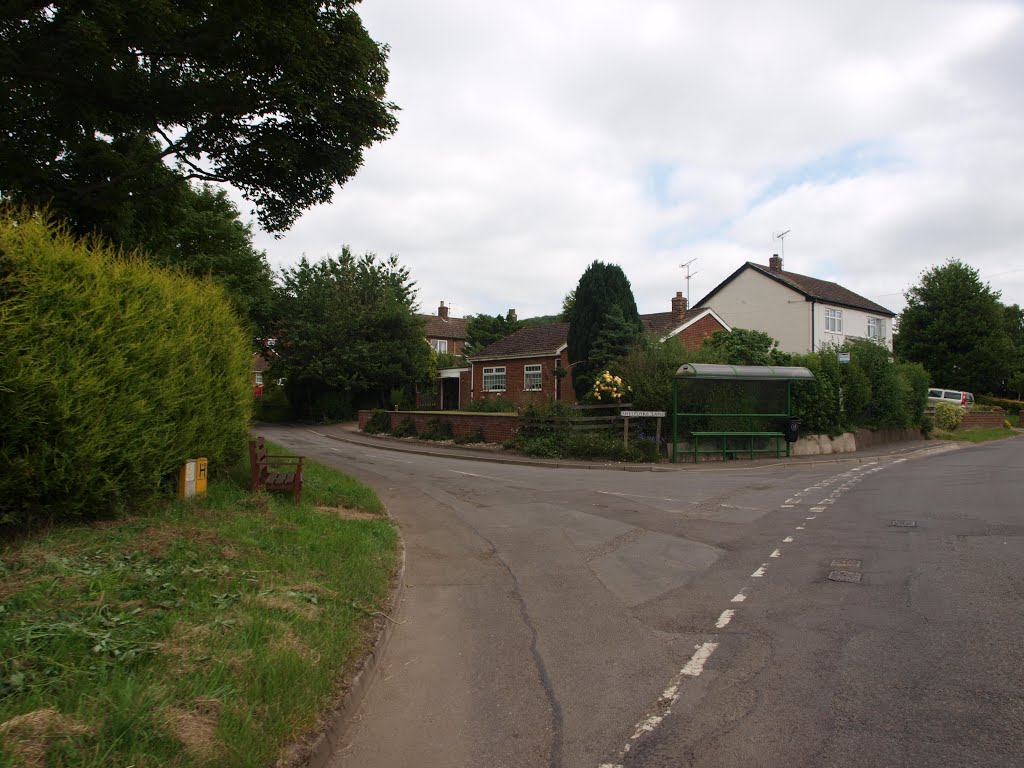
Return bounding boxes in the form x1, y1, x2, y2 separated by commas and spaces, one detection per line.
249, 436, 304, 503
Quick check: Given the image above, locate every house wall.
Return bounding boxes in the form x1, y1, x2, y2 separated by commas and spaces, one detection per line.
666, 313, 729, 350
470, 351, 575, 407
705, 272, 892, 353
426, 336, 466, 355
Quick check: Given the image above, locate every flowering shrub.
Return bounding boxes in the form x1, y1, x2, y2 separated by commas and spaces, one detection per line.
934, 401, 964, 430
592, 371, 630, 402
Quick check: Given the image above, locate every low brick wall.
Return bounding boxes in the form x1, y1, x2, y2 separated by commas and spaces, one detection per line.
960, 409, 1006, 429
357, 410, 520, 444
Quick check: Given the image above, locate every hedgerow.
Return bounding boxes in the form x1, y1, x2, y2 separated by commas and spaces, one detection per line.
0, 210, 252, 525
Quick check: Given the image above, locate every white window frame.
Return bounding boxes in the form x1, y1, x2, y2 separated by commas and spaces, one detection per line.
254, 372, 264, 386
867, 316, 883, 339
482, 366, 506, 392
429, 338, 448, 354
524, 364, 542, 391
824, 308, 843, 334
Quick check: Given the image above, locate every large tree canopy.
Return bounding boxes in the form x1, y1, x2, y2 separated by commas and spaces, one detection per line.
465, 310, 522, 355
567, 261, 642, 399
0, 1, 398, 235
272, 249, 433, 419
895, 260, 1013, 394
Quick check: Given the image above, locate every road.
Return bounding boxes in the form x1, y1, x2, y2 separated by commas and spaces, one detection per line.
262, 425, 1024, 768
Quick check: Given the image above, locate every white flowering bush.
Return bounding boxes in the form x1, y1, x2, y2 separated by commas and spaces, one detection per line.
592, 371, 630, 402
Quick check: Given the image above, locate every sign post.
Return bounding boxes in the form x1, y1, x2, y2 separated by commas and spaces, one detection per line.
621, 410, 667, 454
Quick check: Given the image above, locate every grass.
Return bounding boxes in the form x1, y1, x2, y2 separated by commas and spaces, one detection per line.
933, 426, 1021, 443
0, 441, 396, 767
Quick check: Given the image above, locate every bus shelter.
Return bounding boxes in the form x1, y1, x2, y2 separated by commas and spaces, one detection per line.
672, 363, 815, 463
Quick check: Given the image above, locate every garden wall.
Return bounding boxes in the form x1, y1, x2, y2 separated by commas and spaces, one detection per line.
960, 409, 1006, 429
357, 410, 520, 444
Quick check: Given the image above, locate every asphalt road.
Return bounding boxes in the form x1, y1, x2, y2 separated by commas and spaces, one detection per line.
261, 426, 1024, 768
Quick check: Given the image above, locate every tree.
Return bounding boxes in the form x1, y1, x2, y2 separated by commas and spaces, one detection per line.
567, 261, 642, 399
700, 328, 783, 366
896, 260, 1013, 394
272, 249, 432, 419
560, 290, 576, 321
465, 311, 523, 355
0, 1, 398, 235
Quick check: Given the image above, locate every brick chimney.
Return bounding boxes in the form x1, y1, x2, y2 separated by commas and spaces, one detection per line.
769, 254, 783, 272
438, 301, 449, 319
507, 308, 517, 322
671, 291, 688, 323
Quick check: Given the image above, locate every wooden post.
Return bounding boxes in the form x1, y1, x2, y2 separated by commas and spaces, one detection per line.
655, 417, 662, 455
623, 416, 629, 448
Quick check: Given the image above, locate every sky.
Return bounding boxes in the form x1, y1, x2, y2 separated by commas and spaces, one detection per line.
247, 0, 1024, 322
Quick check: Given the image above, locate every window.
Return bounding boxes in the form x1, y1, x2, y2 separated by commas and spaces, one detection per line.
482, 366, 506, 391
524, 364, 542, 391
254, 372, 264, 386
429, 339, 448, 353
824, 308, 843, 334
867, 317, 883, 339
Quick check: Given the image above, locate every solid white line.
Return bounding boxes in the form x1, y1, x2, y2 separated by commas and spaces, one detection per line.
751, 564, 767, 578
716, 609, 736, 628
770, 549, 781, 558
450, 470, 502, 480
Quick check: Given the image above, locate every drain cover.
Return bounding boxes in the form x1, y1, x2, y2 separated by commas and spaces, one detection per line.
830, 559, 862, 569
828, 570, 862, 583
890, 520, 917, 528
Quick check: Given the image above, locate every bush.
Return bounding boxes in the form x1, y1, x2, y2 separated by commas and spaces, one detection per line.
390, 416, 418, 438
1004, 419, 1013, 429
363, 409, 392, 434
0, 210, 251, 525
978, 395, 1022, 415
517, 429, 660, 462
465, 396, 517, 413
934, 402, 965, 430
421, 417, 454, 441
920, 413, 935, 435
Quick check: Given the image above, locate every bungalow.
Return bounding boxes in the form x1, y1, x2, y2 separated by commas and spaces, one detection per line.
696, 255, 895, 354
467, 294, 731, 407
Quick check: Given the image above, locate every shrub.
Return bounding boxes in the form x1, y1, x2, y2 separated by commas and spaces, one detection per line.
920, 413, 935, 435
421, 417, 454, 441
978, 395, 1022, 415
1004, 419, 1013, 429
363, 409, 392, 434
390, 416, 418, 438
0, 210, 251, 525
465, 396, 517, 413
934, 402, 965, 430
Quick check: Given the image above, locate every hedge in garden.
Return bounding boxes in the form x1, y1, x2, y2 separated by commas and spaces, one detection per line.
0, 210, 252, 525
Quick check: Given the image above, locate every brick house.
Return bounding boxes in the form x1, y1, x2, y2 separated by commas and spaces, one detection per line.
467, 295, 730, 407
420, 301, 469, 355
696, 256, 896, 354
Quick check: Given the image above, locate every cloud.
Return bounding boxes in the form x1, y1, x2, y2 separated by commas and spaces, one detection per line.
250, 0, 1024, 319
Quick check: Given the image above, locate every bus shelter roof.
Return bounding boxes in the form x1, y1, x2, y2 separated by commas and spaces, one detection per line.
673, 363, 815, 381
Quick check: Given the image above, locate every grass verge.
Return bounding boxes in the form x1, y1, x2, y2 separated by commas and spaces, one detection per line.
933, 426, 1021, 443
0, 440, 396, 767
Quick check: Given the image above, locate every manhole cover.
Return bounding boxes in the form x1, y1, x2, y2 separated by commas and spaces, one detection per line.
830, 559, 862, 569
828, 570, 863, 583
890, 520, 917, 528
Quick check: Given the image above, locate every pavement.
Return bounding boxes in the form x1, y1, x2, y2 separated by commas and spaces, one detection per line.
301, 421, 963, 471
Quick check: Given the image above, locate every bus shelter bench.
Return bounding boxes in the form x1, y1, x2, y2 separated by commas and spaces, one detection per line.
689, 431, 786, 462
248, 436, 304, 503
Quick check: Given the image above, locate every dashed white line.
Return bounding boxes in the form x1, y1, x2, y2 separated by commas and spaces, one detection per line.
783, 536, 795, 543
751, 564, 768, 578
716, 609, 736, 628
731, 589, 749, 602
770, 548, 781, 558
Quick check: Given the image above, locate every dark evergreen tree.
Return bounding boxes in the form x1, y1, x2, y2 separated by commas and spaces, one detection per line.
895, 260, 1013, 394
567, 261, 642, 399
465, 311, 523, 355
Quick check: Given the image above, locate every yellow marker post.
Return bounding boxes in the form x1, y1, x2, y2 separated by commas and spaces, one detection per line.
195, 457, 208, 498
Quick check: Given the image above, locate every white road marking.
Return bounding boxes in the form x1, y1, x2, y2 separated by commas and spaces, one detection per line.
796, 525, 805, 530
731, 589, 749, 602
751, 564, 767, 578
810, 506, 825, 512
770, 549, 781, 558
720, 503, 760, 510
716, 609, 736, 628
781, 504, 794, 508
785, 498, 801, 504
806, 516, 816, 520
596, 490, 690, 503
783, 536, 794, 543
450, 470, 503, 480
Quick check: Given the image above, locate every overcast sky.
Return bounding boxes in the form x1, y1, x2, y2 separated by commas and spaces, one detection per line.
249, 0, 1024, 322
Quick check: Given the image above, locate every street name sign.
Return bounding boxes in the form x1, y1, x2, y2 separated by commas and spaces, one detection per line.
620, 410, 666, 418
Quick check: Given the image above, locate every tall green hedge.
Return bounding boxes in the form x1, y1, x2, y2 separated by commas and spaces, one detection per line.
0, 211, 252, 525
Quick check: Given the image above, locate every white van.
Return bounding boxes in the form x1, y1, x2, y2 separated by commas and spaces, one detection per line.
927, 388, 974, 409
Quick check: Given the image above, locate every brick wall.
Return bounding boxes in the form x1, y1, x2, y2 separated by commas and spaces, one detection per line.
960, 409, 1007, 429
358, 410, 520, 443
676, 314, 727, 350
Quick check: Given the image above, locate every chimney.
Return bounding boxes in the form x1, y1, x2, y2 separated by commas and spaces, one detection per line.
769, 254, 783, 272
438, 301, 449, 319
671, 291, 688, 323
507, 308, 517, 323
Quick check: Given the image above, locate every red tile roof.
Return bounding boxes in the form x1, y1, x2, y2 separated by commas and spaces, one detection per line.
640, 308, 712, 336
420, 314, 469, 340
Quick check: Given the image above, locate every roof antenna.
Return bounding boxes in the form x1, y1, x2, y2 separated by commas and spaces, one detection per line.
679, 258, 700, 303
774, 230, 791, 267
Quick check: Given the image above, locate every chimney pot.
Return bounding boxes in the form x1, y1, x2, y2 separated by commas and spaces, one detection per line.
438, 301, 449, 319
769, 254, 783, 272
